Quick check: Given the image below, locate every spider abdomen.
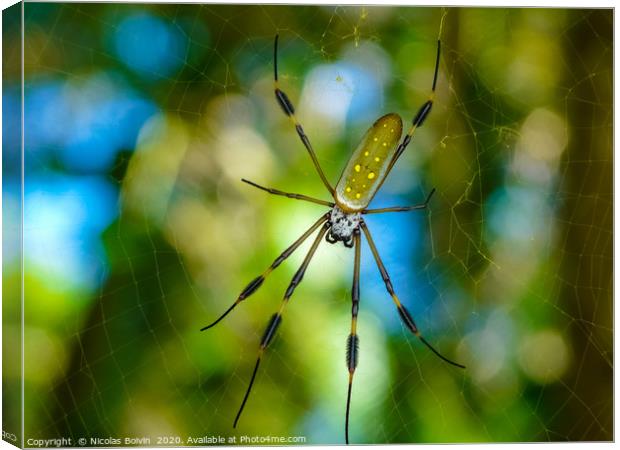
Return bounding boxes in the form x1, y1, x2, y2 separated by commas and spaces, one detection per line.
334, 113, 403, 212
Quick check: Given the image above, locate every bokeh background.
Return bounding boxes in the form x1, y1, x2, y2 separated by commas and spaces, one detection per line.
2, 4, 612, 445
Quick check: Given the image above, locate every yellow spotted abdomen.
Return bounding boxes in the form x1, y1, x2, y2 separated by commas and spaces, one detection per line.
334, 113, 403, 212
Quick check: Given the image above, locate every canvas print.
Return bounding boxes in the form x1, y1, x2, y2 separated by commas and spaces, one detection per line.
2, 3, 612, 447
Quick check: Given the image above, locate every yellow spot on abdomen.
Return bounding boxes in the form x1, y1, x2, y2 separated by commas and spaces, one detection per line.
367, 172, 376, 180
364, 151, 369, 156
374, 157, 380, 162
354, 164, 361, 172
346, 186, 352, 193
356, 193, 361, 199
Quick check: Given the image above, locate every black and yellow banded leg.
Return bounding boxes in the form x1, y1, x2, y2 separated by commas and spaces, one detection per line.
234, 222, 330, 428
381, 40, 442, 183
273, 35, 335, 197
201, 214, 330, 331
362, 189, 436, 214
345, 229, 361, 445
405, 39, 440, 134
242, 178, 335, 207
360, 219, 465, 369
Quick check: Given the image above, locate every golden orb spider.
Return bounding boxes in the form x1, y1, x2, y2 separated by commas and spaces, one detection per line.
202, 34, 465, 444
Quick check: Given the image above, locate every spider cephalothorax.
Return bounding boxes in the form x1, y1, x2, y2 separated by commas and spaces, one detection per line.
326, 206, 361, 247
201, 34, 465, 445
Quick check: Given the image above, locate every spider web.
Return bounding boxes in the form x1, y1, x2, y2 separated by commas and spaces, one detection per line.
10, 4, 612, 445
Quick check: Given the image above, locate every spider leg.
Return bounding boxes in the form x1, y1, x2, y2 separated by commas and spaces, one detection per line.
378, 40, 441, 189
326, 233, 338, 244
200, 213, 329, 331
362, 189, 436, 214
242, 178, 335, 207
360, 219, 465, 369
345, 229, 361, 445
234, 222, 330, 428
274, 35, 335, 197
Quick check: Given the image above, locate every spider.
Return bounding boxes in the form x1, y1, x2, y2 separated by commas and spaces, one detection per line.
201, 34, 465, 444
